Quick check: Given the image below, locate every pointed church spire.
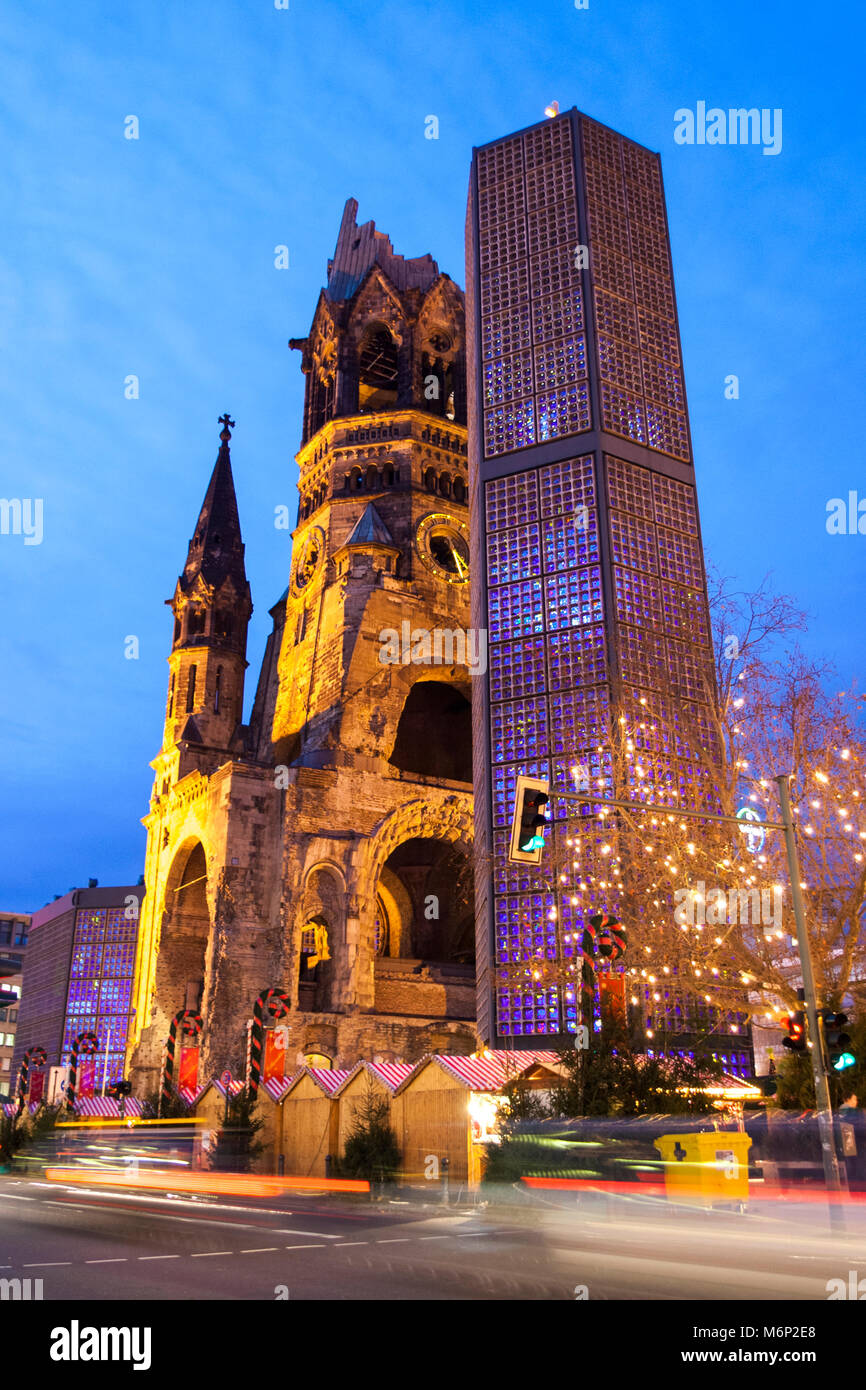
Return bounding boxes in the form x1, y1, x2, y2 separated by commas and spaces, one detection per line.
182, 414, 246, 592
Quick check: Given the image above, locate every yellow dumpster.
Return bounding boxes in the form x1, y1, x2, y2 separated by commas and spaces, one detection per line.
654, 1132, 751, 1209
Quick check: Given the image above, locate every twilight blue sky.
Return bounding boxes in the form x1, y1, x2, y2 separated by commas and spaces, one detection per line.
1, 0, 864, 911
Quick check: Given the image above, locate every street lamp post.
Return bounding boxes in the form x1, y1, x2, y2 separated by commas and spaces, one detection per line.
775, 774, 846, 1211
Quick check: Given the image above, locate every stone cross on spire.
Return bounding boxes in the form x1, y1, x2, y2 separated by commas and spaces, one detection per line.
218, 413, 235, 444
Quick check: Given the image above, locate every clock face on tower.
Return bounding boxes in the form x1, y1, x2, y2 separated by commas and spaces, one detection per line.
415, 512, 470, 584
293, 527, 324, 592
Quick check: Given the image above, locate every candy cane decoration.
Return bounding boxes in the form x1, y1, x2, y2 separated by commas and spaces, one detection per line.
67, 1031, 100, 1111
592, 911, 627, 963
248, 988, 291, 1097
17, 1046, 47, 1113
161, 1009, 203, 1106
579, 918, 597, 1029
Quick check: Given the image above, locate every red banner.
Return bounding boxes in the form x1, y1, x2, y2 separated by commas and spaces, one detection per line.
78, 1061, 96, 1099
29, 1070, 45, 1105
179, 1046, 199, 1092
264, 1029, 286, 1083
599, 973, 627, 1024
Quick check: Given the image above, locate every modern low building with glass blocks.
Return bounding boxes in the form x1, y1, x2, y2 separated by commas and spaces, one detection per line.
465, 107, 748, 1068
11, 883, 144, 1096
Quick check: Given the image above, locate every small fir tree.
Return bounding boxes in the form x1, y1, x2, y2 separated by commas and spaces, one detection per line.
339, 1078, 401, 1183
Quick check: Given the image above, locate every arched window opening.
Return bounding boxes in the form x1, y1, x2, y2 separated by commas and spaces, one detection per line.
389, 682, 472, 783
173, 617, 181, 645
453, 475, 466, 504
438, 472, 452, 498
365, 464, 380, 490
304, 1053, 332, 1070
168, 673, 175, 719
214, 666, 222, 713
187, 608, 206, 639
384, 465, 395, 485
376, 838, 474, 971
186, 665, 197, 712
215, 611, 233, 641
358, 325, 398, 412
421, 352, 455, 420
152, 840, 209, 1033
298, 915, 331, 1011
309, 365, 335, 438
424, 467, 438, 493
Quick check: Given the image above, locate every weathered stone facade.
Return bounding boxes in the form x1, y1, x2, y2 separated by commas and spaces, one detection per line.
129, 201, 477, 1091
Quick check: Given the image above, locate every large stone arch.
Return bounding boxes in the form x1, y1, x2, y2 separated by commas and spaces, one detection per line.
146, 836, 213, 1073
356, 795, 474, 1004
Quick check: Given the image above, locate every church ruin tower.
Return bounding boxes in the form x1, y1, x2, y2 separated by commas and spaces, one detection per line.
256, 197, 476, 1066
162, 414, 252, 771
129, 203, 476, 1094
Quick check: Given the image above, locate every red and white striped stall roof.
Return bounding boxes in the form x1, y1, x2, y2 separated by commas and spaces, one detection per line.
417, 1049, 563, 1093
308, 1067, 351, 1095
262, 1075, 297, 1103
337, 1060, 416, 1094
74, 1096, 143, 1119
179, 1085, 207, 1107
367, 1061, 415, 1090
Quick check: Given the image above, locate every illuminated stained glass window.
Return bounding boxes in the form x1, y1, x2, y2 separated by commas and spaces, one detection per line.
483, 351, 534, 407
581, 117, 691, 463
545, 565, 603, 631
490, 697, 548, 764
488, 578, 545, 642
489, 636, 547, 702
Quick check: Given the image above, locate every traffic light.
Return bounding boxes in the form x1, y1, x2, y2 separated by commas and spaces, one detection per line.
508, 775, 550, 864
820, 1011, 855, 1071
782, 1011, 806, 1052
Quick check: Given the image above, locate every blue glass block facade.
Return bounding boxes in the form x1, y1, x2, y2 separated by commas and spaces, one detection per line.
61, 907, 138, 1086
468, 110, 748, 1066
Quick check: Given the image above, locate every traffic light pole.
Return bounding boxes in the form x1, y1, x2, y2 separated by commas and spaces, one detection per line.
775, 775, 846, 1212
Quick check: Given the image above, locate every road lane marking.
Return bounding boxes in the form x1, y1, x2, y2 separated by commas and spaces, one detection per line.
190, 1251, 233, 1258
138, 1254, 180, 1260
240, 1247, 278, 1254
23, 1261, 71, 1267
284, 1244, 325, 1250
419, 1235, 448, 1240
85, 1258, 127, 1264
334, 1241, 367, 1247
0, 1194, 35, 1200
376, 1238, 409, 1244
273, 1230, 341, 1239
